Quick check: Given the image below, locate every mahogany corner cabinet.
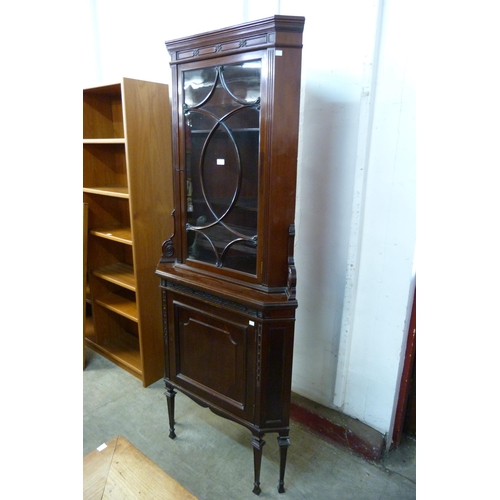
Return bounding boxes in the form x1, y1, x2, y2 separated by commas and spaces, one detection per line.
156, 15, 305, 495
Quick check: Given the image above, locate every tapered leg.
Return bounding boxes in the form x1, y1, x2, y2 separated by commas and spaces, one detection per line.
165, 387, 177, 439
251, 435, 266, 495
277, 434, 291, 493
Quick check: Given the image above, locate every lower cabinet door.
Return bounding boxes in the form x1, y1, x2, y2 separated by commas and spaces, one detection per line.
166, 291, 257, 422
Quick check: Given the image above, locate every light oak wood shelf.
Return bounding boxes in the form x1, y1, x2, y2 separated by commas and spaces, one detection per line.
85, 328, 142, 377
93, 262, 136, 290
90, 226, 133, 244
83, 138, 126, 144
83, 187, 129, 198
84, 77, 173, 386
94, 292, 138, 322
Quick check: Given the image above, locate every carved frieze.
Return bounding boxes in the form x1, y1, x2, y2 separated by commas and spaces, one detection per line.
163, 280, 262, 318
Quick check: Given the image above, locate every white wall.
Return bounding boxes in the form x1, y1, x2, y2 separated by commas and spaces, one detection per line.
83, 0, 281, 86
84, 0, 416, 441
286, 0, 382, 408
331, 0, 416, 436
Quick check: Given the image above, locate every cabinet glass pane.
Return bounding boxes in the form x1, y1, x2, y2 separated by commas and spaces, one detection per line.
183, 61, 261, 275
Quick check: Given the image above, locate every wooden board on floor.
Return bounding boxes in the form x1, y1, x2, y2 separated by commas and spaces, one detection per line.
83, 436, 198, 499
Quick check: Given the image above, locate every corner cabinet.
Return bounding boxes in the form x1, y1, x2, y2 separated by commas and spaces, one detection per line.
156, 16, 305, 494
84, 77, 173, 387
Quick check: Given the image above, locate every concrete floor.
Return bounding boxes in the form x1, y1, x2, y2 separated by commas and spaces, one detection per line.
83, 348, 416, 499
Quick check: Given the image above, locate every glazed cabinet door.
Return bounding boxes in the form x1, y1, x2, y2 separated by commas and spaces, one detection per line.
164, 289, 257, 422
176, 53, 264, 284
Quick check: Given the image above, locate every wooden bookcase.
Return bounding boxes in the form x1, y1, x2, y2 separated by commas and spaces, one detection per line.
84, 77, 173, 387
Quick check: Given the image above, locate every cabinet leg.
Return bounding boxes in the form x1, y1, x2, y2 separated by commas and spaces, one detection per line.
165, 387, 177, 439
277, 434, 290, 493
251, 435, 266, 495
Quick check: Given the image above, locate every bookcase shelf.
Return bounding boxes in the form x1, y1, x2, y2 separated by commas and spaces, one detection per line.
83, 138, 126, 144
84, 77, 173, 386
90, 226, 133, 244
83, 187, 129, 198
94, 293, 138, 322
93, 262, 136, 290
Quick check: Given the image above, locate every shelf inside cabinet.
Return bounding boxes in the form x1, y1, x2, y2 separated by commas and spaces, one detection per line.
93, 262, 136, 291
90, 226, 132, 244
94, 291, 138, 322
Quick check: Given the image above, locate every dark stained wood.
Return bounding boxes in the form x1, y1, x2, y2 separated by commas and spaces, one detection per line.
392, 288, 416, 447
157, 16, 304, 495
163, 15, 304, 293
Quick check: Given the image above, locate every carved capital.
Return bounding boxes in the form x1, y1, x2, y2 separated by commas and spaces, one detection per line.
160, 238, 175, 262
159, 210, 176, 263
